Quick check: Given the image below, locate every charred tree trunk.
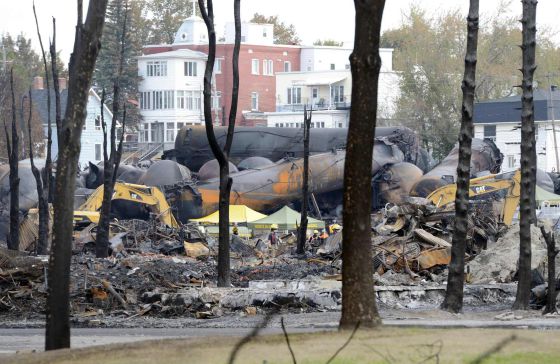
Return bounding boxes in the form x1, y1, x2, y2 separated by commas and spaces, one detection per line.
96, 4, 128, 258
339, 0, 385, 329
198, 0, 240, 287
514, 0, 537, 310
441, 0, 479, 314
33, 4, 53, 255
4, 69, 20, 251
540, 226, 558, 314
297, 106, 311, 255
46, 0, 108, 350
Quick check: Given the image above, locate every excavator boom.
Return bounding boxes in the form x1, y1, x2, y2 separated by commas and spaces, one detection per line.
426, 170, 521, 225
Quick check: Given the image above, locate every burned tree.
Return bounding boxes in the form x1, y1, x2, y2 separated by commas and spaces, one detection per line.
46, 0, 108, 350
339, 0, 385, 329
514, 0, 537, 310
32, 2, 53, 255
296, 106, 311, 255
198, 0, 241, 287
441, 0, 479, 314
96, 2, 128, 258
540, 226, 558, 314
3, 69, 20, 251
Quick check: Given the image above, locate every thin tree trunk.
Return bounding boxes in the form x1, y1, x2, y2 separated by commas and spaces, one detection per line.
198, 0, 240, 287
297, 106, 311, 255
46, 0, 108, 350
441, 0, 479, 314
4, 69, 20, 251
540, 226, 558, 314
339, 0, 385, 329
50, 19, 60, 204
33, 3, 52, 255
97, 3, 128, 258
514, 0, 537, 310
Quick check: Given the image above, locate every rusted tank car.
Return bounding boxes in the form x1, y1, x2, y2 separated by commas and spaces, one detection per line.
173, 138, 405, 221
164, 126, 433, 173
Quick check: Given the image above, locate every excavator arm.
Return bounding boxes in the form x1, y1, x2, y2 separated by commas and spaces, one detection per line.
426, 170, 521, 225
75, 182, 179, 228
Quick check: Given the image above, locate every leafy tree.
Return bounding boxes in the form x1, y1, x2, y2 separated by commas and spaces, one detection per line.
313, 39, 343, 47
147, 0, 195, 44
250, 13, 300, 45
95, 0, 145, 125
382, 3, 560, 161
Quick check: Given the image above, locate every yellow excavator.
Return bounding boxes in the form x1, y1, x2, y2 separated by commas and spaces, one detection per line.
73, 182, 179, 228
425, 169, 521, 226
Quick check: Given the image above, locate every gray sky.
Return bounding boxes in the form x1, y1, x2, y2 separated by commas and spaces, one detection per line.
1, 0, 560, 62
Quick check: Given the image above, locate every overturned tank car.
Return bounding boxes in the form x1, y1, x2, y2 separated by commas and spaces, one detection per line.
164, 126, 434, 173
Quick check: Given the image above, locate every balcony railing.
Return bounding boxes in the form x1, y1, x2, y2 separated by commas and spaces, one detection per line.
276, 101, 351, 112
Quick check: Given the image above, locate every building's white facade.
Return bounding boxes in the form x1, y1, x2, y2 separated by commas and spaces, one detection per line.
224, 21, 274, 45
266, 110, 349, 129
474, 122, 559, 172
268, 47, 400, 126
300, 46, 393, 72
137, 49, 207, 150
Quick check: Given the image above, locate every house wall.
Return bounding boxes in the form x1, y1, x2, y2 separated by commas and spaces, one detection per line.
181, 43, 301, 126
474, 121, 559, 172
137, 53, 207, 148
49, 92, 112, 166
300, 47, 393, 72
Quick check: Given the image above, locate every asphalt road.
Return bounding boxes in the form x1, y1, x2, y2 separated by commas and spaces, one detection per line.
2, 312, 560, 355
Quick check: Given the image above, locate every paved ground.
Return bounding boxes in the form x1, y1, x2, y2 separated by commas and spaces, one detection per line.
2, 309, 560, 355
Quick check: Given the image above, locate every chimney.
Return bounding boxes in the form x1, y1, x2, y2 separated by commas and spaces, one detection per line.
59, 77, 68, 91
32, 76, 44, 90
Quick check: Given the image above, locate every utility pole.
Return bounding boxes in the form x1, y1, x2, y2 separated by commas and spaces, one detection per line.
547, 74, 559, 172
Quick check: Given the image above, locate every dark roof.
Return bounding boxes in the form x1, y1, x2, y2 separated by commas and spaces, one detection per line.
30, 88, 68, 125
474, 88, 560, 124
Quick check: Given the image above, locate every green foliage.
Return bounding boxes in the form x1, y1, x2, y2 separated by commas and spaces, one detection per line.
382, 4, 560, 161
250, 13, 301, 45
146, 0, 195, 44
313, 39, 343, 47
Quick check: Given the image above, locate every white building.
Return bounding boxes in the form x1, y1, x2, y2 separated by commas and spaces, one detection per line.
268, 47, 400, 127
474, 88, 560, 172
31, 81, 114, 166
137, 49, 207, 150
224, 21, 274, 45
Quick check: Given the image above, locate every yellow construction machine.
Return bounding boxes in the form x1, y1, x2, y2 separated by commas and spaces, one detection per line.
425, 169, 521, 226
73, 182, 179, 228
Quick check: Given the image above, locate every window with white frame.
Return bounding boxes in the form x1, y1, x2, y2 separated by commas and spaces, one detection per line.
507, 155, 515, 168
251, 92, 259, 111
153, 91, 163, 109
95, 115, 102, 130
214, 59, 222, 74
176, 91, 185, 109
184, 61, 198, 76
330, 63, 335, 70
95, 144, 102, 161
251, 59, 259, 75
140, 123, 149, 142
212, 91, 222, 110
287, 87, 302, 104
284, 61, 291, 72
331, 85, 344, 103
262, 59, 273, 76
177, 122, 184, 131
140, 92, 151, 110
146, 61, 167, 77
166, 122, 175, 142
163, 90, 174, 109
312, 88, 318, 99
193, 91, 202, 110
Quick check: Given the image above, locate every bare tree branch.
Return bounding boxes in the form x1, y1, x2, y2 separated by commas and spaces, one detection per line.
326, 322, 360, 364
280, 317, 297, 364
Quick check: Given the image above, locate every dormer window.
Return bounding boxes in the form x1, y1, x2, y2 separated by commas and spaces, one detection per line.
263, 27, 267, 37
181, 33, 187, 40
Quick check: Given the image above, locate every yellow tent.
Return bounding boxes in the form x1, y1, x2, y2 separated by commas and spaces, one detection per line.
190, 205, 267, 225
